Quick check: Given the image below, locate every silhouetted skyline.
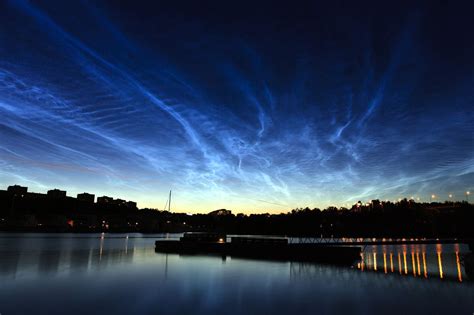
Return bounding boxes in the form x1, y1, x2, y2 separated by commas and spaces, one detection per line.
0, 1, 473, 212
2, 183, 473, 237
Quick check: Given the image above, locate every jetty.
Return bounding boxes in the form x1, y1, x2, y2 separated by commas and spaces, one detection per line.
155, 233, 361, 265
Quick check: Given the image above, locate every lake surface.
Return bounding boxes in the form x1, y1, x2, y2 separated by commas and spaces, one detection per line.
0, 233, 473, 315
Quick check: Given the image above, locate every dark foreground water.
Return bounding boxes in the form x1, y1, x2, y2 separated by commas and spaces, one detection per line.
0, 233, 473, 315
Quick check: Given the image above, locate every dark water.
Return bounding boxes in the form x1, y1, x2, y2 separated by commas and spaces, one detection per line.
0, 233, 473, 315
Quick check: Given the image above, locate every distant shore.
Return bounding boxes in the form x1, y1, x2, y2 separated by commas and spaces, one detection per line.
2, 184, 473, 237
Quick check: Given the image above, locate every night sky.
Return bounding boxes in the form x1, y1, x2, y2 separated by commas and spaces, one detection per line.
0, 1, 473, 212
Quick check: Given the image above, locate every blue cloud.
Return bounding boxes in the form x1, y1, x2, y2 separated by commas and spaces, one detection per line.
0, 1, 472, 212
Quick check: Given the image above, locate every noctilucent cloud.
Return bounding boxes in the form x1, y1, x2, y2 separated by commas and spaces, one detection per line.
0, 1, 473, 213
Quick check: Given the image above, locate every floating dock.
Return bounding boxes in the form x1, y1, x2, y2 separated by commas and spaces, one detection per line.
155, 233, 361, 265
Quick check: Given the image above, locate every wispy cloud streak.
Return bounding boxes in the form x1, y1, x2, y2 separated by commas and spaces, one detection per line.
0, 1, 472, 211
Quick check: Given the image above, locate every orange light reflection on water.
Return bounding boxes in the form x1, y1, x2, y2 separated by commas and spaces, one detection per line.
411, 252, 416, 277
422, 252, 428, 278
367, 252, 372, 270
373, 252, 377, 271
390, 252, 394, 273
416, 252, 421, 276
358, 242, 465, 284
455, 250, 462, 282
403, 251, 408, 275
436, 244, 443, 279
398, 252, 402, 274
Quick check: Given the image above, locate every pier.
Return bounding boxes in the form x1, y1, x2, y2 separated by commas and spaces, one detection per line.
155, 233, 362, 264
289, 237, 474, 248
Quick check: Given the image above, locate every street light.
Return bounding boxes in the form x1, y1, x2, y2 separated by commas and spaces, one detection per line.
430, 194, 436, 202
467, 191, 470, 203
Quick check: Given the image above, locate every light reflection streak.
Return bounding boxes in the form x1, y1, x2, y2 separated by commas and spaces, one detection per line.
125, 235, 128, 254
373, 252, 377, 271
367, 252, 372, 270
99, 234, 104, 261
403, 251, 408, 275
436, 244, 443, 279
411, 251, 416, 277
455, 251, 462, 282
398, 252, 402, 274
416, 252, 421, 276
357, 244, 466, 284
422, 252, 428, 278
390, 252, 394, 273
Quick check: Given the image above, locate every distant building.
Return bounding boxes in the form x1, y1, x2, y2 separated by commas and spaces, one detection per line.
77, 192, 95, 203
47, 189, 67, 198
7, 185, 28, 195
126, 201, 137, 209
208, 209, 232, 216
114, 199, 126, 206
97, 196, 113, 204
26, 192, 47, 199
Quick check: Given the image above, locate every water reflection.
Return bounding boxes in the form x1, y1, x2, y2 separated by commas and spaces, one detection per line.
357, 243, 468, 283
0, 233, 158, 280
0, 234, 473, 315
422, 252, 428, 278
0, 234, 470, 285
